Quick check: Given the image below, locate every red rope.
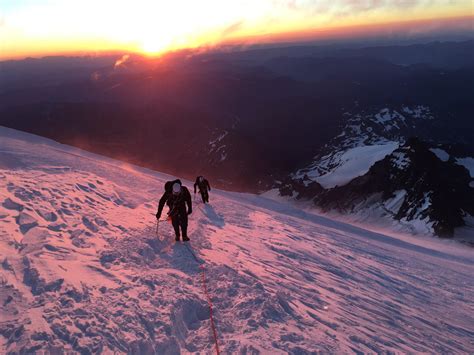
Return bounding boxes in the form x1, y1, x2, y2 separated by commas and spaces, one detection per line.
183, 243, 220, 354
199, 264, 221, 355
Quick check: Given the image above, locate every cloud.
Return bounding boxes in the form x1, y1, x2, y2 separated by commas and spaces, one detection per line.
222, 20, 245, 37
275, 0, 466, 17
114, 54, 130, 68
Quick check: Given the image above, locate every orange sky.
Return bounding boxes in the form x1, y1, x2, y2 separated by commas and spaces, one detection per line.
0, 1, 472, 60
228, 15, 473, 45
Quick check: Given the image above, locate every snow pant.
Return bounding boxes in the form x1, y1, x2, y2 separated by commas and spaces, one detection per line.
171, 213, 188, 240
200, 190, 209, 203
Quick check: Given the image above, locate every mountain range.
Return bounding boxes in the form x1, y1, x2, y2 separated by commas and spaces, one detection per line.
1, 40, 473, 237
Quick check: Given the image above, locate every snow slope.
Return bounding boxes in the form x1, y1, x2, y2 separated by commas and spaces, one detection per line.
312, 143, 398, 189
1, 127, 473, 354
292, 106, 433, 188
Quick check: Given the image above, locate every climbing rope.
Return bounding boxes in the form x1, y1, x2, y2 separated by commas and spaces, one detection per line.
184, 243, 221, 355
154, 220, 221, 354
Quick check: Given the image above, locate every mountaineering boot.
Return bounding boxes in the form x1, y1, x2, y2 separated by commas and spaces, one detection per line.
182, 236, 190, 242
175, 235, 180, 241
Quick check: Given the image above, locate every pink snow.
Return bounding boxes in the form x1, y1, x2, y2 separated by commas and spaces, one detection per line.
0, 126, 473, 354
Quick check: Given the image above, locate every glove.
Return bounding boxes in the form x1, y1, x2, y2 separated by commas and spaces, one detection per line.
187, 209, 192, 215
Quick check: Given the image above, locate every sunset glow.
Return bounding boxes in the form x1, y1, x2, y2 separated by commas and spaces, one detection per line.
0, 0, 472, 59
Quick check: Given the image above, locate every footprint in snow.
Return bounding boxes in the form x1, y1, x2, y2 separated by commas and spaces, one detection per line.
82, 216, 99, 232
47, 223, 67, 232
16, 212, 38, 234
36, 208, 58, 222
2, 198, 23, 211
171, 298, 210, 339
58, 208, 74, 216
13, 187, 43, 202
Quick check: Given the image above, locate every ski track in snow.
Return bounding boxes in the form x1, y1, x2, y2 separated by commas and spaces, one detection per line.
0, 127, 473, 354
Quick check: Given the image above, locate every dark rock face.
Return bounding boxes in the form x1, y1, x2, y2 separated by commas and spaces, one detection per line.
279, 176, 324, 200
312, 138, 474, 237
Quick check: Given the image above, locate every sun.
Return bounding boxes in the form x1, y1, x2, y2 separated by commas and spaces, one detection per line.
141, 36, 174, 55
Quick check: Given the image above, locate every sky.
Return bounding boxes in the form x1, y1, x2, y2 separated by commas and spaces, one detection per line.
0, 0, 472, 59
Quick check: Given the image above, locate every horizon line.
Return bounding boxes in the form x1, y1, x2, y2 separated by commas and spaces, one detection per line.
1, 15, 472, 62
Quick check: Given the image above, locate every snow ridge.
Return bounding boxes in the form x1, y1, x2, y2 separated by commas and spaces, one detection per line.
294, 106, 433, 186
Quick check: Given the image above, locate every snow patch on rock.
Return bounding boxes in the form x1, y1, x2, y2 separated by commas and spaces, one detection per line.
293, 105, 434, 187
314, 143, 399, 188
456, 157, 474, 177
391, 152, 411, 170
430, 148, 450, 162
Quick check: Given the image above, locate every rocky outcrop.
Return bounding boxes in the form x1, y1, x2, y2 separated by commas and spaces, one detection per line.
281, 138, 474, 237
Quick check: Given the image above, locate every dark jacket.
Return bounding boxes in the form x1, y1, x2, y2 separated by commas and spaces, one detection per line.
194, 176, 211, 194
156, 180, 192, 219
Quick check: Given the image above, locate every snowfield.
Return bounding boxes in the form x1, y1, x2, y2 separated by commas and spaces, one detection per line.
1, 127, 473, 354
313, 143, 398, 189
293, 105, 436, 187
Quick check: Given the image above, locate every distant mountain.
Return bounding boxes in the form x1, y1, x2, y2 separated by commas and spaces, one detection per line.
0, 55, 119, 92
277, 103, 473, 238
335, 40, 474, 69
281, 138, 474, 237
199, 40, 474, 69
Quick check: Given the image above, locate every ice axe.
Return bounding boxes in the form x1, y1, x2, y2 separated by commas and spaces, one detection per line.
155, 216, 169, 239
